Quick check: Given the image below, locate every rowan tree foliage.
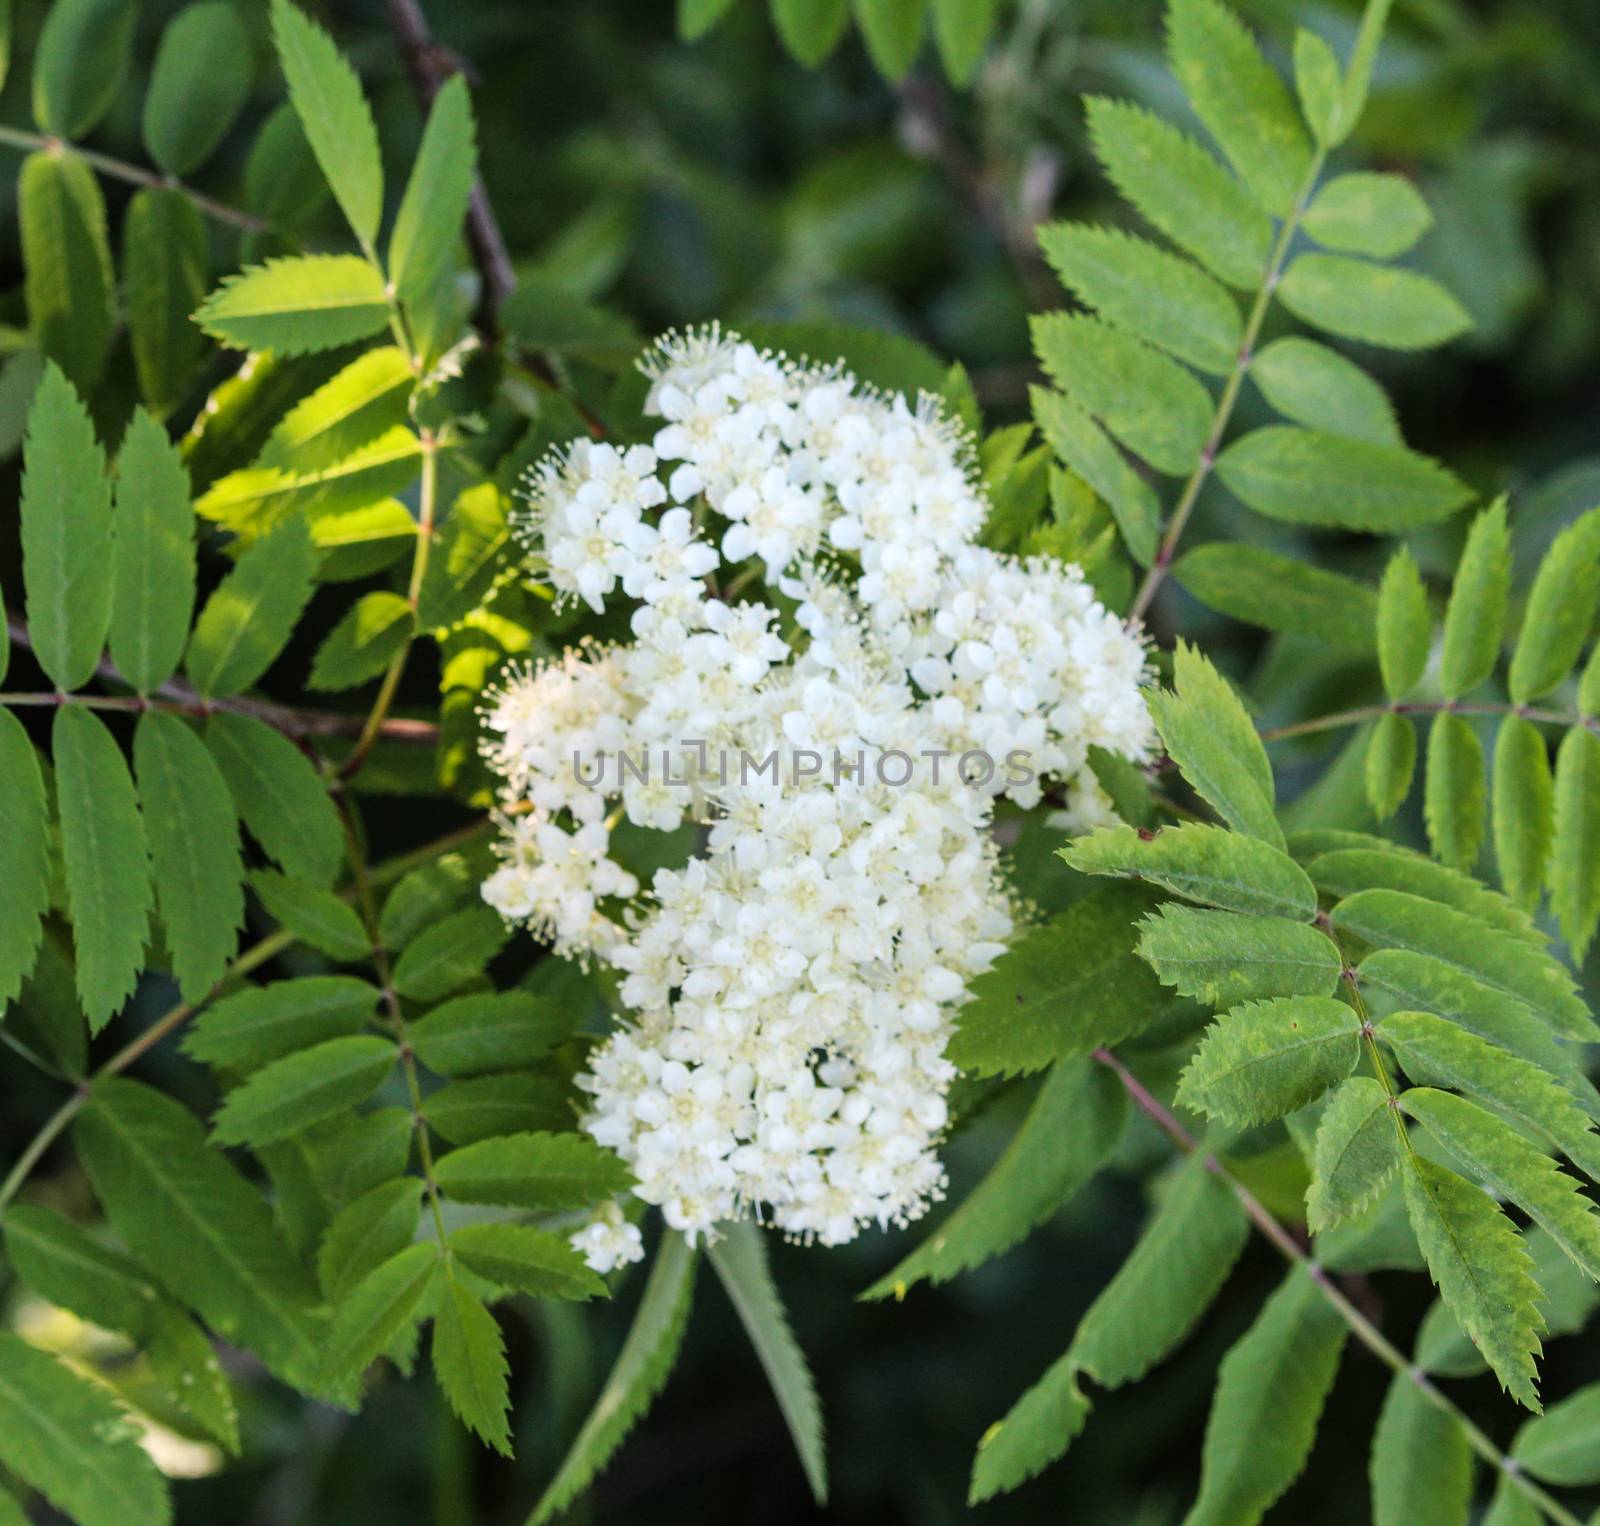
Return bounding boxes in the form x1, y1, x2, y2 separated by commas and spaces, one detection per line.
1, 0, 1599, 1523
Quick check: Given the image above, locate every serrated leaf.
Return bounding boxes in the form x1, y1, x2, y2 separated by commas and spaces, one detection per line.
392, 905, 510, 1002
708, 1221, 826, 1503
31, 0, 135, 137
110, 410, 196, 693
1083, 95, 1270, 288
1251, 336, 1399, 446
324, 1241, 439, 1389
212, 1035, 396, 1147
2, 1203, 162, 1337
1279, 253, 1472, 348
259, 348, 414, 473
1139, 905, 1341, 1006
1512, 1383, 1600, 1486
1172, 543, 1377, 652
1509, 507, 1600, 704
136, 709, 245, 1000
434, 1131, 632, 1211
1304, 173, 1433, 258
1376, 546, 1431, 698
6, 929, 86, 1079
1366, 712, 1417, 822
143, 3, 251, 176
1166, 0, 1310, 218
417, 482, 511, 629
1066, 823, 1317, 919
1216, 426, 1471, 532
1183, 1267, 1346, 1526
946, 884, 1166, 1078
531, 1230, 697, 1524
421, 1073, 569, 1147
0, 1332, 170, 1526
20, 360, 112, 690
1292, 28, 1341, 145
450, 1222, 607, 1301
54, 706, 152, 1030
929, 0, 996, 85
865, 1057, 1126, 1298
144, 1300, 240, 1453
1336, 0, 1394, 142
1307, 1076, 1399, 1231
1333, 889, 1594, 1041
1036, 223, 1242, 375
380, 853, 480, 948
408, 991, 571, 1077
1551, 727, 1600, 963
1177, 996, 1360, 1125
316, 1177, 423, 1302
76, 1077, 324, 1390
1402, 1153, 1544, 1408
1369, 1372, 1472, 1526
204, 712, 343, 886
852, 0, 925, 80
186, 513, 317, 696
1439, 498, 1510, 698
250, 869, 371, 961
196, 256, 390, 356
0, 710, 50, 1006
432, 1275, 512, 1455
123, 187, 209, 419
1493, 717, 1554, 912
1424, 712, 1486, 871
771, 0, 849, 64
389, 73, 477, 305
270, 0, 383, 245
309, 590, 414, 691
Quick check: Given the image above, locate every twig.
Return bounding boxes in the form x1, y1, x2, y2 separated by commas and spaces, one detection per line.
1261, 698, 1600, 743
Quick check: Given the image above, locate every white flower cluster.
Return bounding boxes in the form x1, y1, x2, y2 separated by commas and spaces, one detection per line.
481, 328, 1155, 1258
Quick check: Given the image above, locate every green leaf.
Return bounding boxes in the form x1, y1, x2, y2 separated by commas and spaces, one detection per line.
1065, 823, 1317, 920
770, 0, 849, 64
532, 1231, 698, 1524
1551, 727, 1600, 963
143, 2, 252, 176
678, 0, 736, 39
0, 710, 50, 1007
1508, 507, 1600, 704
1366, 712, 1417, 822
309, 590, 414, 691
1369, 1373, 1472, 1526
324, 1241, 439, 1389
1304, 172, 1433, 258
1250, 336, 1399, 446
1139, 905, 1341, 1006
20, 360, 113, 690
2, 1203, 162, 1338
1581, 643, 1600, 718
1279, 254, 1473, 349
1215, 426, 1471, 532
136, 710, 245, 1000
434, 1131, 632, 1211
1439, 498, 1510, 698
5, 929, 86, 1079
250, 870, 371, 961
1036, 223, 1242, 375
259, 348, 415, 473
1028, 386, 1160, 566
20, 152, 116, 396
76, 1077, 325, 1390
1166, 0, 1311, 218
1424, 712, 1486, 871
1512, 1383, 1600, 1486
109, 409, 196, 693
416, 482, 511, 629
1307, 1076, 1400, 1231
1333, 888, 1595, 1041
1493, 717, 1554, 912
1171, 544, 1378, 652
1083, 95, 1271, 288
0, 1332, 170, 1526
1292, 28, 1341, 145
1177, 996, 1361, 1126
929, 0, 996, 85
432, 1273, 512, 1455
143, 1300, 241, 1452
1336, 0, 1395, 142
1403, 1087, 1600, 1281
212, 1036, 397, 1147
389, 73, 477, 305
865, 1058, 1126, 1298
317, 1177, 424, 1301
31, 0, 135, 138
270, 0, 383, 246
123, 186, 209, 420
54, 706, 152, 1030
408, 991, 571, 1077
391, 906, 510, 1003
946, 884, 1166, 1078
1376, 546, 1431, 698
1183, 1267, 1346, 1526
1031, 312, 1212, 475
380, 852, 481, 948
196, 256, 391, 356
422, 1073, 569, 1147
851, 0, 926, 81
1402, 1153, 1544, 1409
205, 712, 344, 887
449, 1222, 607, 1301
186, 513, 317, 696
708, 1221, 827, 1504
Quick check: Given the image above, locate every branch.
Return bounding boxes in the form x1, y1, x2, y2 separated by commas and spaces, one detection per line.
1262, 697, 1600, 744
